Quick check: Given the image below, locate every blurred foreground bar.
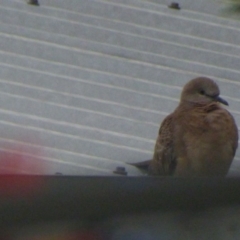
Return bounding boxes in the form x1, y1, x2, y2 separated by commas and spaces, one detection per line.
1, 176, 240, 224
0, 176, 240, 238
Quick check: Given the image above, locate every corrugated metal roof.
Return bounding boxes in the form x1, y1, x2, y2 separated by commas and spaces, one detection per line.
0, 0, 239, 175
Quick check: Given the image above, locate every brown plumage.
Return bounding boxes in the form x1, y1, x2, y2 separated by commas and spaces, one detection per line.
131, 77, 238, 177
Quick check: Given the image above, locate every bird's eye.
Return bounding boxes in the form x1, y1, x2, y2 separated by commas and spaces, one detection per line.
199, 90, 205, 95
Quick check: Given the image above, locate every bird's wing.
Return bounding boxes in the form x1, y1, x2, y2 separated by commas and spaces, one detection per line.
149, 113, 176, 175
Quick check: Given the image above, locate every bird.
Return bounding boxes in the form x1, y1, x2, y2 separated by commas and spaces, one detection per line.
130, 77, 238, 177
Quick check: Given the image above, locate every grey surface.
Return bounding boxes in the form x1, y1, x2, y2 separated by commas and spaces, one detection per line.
0, 0, 239, 175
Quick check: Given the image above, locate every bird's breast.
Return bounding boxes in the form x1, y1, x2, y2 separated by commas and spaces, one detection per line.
173, 108, 237, 176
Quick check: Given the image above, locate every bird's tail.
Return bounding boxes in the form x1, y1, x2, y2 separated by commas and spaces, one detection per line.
127, 159, 152, 171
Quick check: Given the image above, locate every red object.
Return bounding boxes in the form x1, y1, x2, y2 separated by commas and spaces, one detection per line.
0, 142, 45, 197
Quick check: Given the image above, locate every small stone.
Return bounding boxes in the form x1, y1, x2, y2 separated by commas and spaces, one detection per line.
113, 167, 127, 176
27, 0, 39, 6
168, 2, 181, 10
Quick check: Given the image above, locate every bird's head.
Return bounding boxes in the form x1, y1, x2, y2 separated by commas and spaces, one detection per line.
180, 77, 228, 106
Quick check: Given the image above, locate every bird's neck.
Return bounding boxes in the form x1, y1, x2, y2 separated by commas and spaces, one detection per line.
178, 101, 220, 112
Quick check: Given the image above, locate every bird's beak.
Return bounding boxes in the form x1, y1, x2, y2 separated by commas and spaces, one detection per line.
215, 96, 228, 106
